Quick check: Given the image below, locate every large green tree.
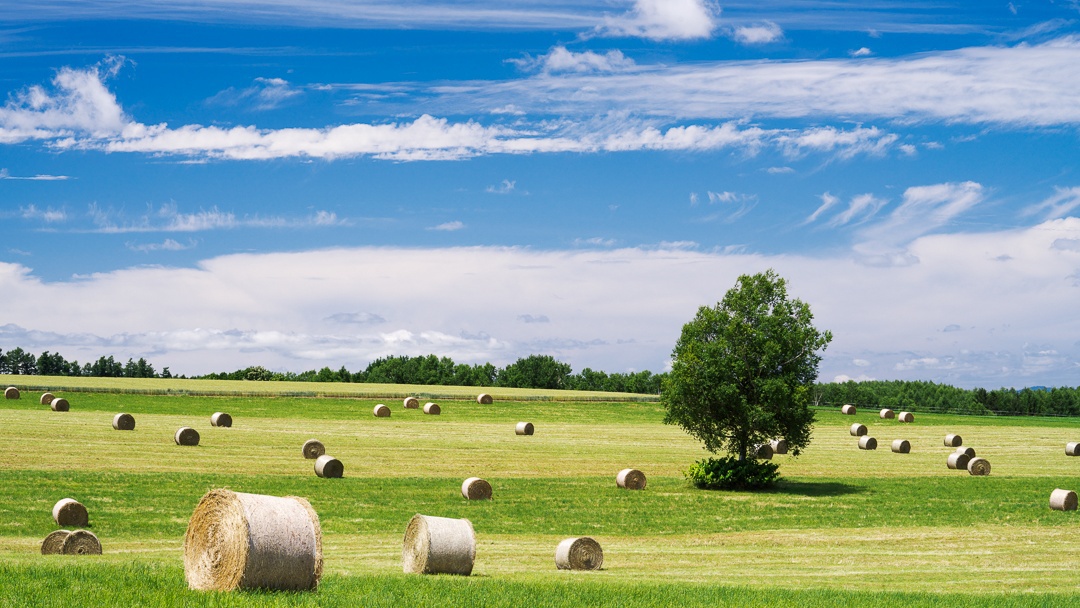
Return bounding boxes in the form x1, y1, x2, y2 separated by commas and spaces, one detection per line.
662, 270, 832, 460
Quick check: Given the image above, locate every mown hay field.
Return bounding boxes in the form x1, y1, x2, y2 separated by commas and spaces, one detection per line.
0, 376, 1078, 606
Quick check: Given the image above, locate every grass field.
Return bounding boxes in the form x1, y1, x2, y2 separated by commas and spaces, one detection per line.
1, 376, 1078, 606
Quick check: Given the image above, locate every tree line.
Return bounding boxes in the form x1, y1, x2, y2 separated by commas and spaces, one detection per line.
0, 347, 169, 379
815, 379, 1080, 418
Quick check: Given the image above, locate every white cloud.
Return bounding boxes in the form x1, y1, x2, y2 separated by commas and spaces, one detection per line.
574, 237, 617, 247
126, 238, 193, 253
854, 181, 984, 263
850, 47, 872, 57
829, 193, 889, 227
805, 192, 840, 225
512, 46, 636, 74
429, 220, 465, 231
82, 203, 345, 233
731, 22, 783, 45
486, 179, 516, 194
599, 0, 719, 41
517, 314, 550, 324
20, 204, 67, 223
206, 77, 303, 111
1, 168, 71, 180
1022, 186, 1080, 220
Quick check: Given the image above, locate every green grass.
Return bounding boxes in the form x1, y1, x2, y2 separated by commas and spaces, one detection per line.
2, 382, 1080, 605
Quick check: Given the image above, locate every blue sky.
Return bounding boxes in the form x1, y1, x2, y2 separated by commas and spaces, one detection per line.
2, 1, 1080, 387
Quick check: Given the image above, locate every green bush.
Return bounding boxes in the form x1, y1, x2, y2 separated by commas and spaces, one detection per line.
684, 456, 780, 491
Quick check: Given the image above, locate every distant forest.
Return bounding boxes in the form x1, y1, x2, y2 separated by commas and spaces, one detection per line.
2, 346, 1078, 417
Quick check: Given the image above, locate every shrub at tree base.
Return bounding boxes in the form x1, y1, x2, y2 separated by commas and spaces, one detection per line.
684, 456, 780, 491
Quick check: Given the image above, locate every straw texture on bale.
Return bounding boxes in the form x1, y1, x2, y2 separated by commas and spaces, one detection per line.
555, 537, 604, 571
891, 439, 911, 454
40, 392, 54, 405
515, 422, 534, 436
841, 404, 856, 415
616, 468, 647, 490
967, 457, 991, 476
955, 446, 976, 458
944, 434, 962, 447
50, 398, 69, 412
1066, 442, 1080, 456
211, 412, 233, 427
880, 409, 895, 419
477, 393, 493, 405
402, 514, 476, 576
112, 413, 135, 431
1049, 489, 1078, 511
183, 489, 323, 592
53, 498, 88, 527
770, 439, 788, 455
461, 477, 492, 500
947, 452, 971, 470
898, 411, 914, 423
850, 423, 867, 437
753, 443, 774, 460
175, 427, 200, 446
61, 530, 102, 555
373, 404, 391, 418
4, 386, 18, 399
314, 455, 343, 478
41, 530, 71, 555
423, 402, 441, 415
302, 439, 325, 460
858, 436, 877, 450
403, 397, 420, 409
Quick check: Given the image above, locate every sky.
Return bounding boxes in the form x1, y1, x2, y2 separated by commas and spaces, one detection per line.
2, 1, 1080, 388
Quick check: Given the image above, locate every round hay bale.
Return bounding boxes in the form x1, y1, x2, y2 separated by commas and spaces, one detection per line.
944, 434, 962, 447
955, 446, 976, 458
314, 455, 343, 478
41, 530, 72, 555
403, 397, 420, 409
616, 468, 647, 490
175, 427, 200, 446
850, 423, 867, 437
60, 530, 102, 555
891, 439, 911, 454
477, 393, 493, 405
555, 537, 604, 571
858, 436, 877, 450
112, 413, 136, 431
461, 477, 492, 500
1049, 488, 1078, 511
770, 439, 788, 455
515, 421, 534, 436
753, 443, 774, 460
423, 402, 441, 415
373, 404, 391, 418
898, 411, 914, 423
1066, 442, 1080, 456
50, 398, 69, 412
183, 488, 322, 591
52, 498, 88, 527
879, 408, 895, 419
40, 392, 54, 405
841, 404, 856, 415
210, 412, 233, 427
402, 514, 475, 575
967, 457, 991, 476
302, 439, 325, 460
4, 386, 19, 399
947, 452, 971, 470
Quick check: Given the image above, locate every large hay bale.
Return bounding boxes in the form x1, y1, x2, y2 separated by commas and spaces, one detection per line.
944, 434, 962, 447
898, 411, 914, 423
1066, 442, 1080, 456
52, 498, 88, 527
183, 489, 322, 591
60, 530, 102, 555
891, 439, 911, 454
314, 455, 343, 478
850, 423, 867, 437
841, 404, 856, 415
302, 439, 325, 460
112, 413, 136, 431
403, 397, 420, 409
477, 393, 493, 405
515, 422, 534, 436
1050, 489, 1078, 512
50, 398, 69, 412
461, 477, 492, 500
955, 446, 976, 458
402, 514, 475, 575
770, 439, 788, 455
423, 402, 441, 415
41, 530, 71, 555
40, 392, 54, 405
858, 436, 877, 450
880, 409, 895, 419
967, 457, 991, 476
4, 386, 19, 399
555, 537, 604, 571
753, 443, 774, 460
175, 427, 200, 446
616, 468, 647, 490
373, 404, 391, 418
947, 452, 971, 470
211, 412, 233, 427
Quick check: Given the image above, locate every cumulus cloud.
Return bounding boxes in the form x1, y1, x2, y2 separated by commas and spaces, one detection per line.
599, 0, 719, 41
511, 46, 636, 74
731, 22, 783, 45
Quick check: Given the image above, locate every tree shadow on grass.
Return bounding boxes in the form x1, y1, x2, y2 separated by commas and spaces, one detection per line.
764, 480, 864, 497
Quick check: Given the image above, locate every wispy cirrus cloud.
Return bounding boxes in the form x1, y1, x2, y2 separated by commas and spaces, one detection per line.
80, 203, 347, 233
428, 220, 465, 231
1022, 186, 1080, 221
206, 77, 304, 111
1, 168, 71, 180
